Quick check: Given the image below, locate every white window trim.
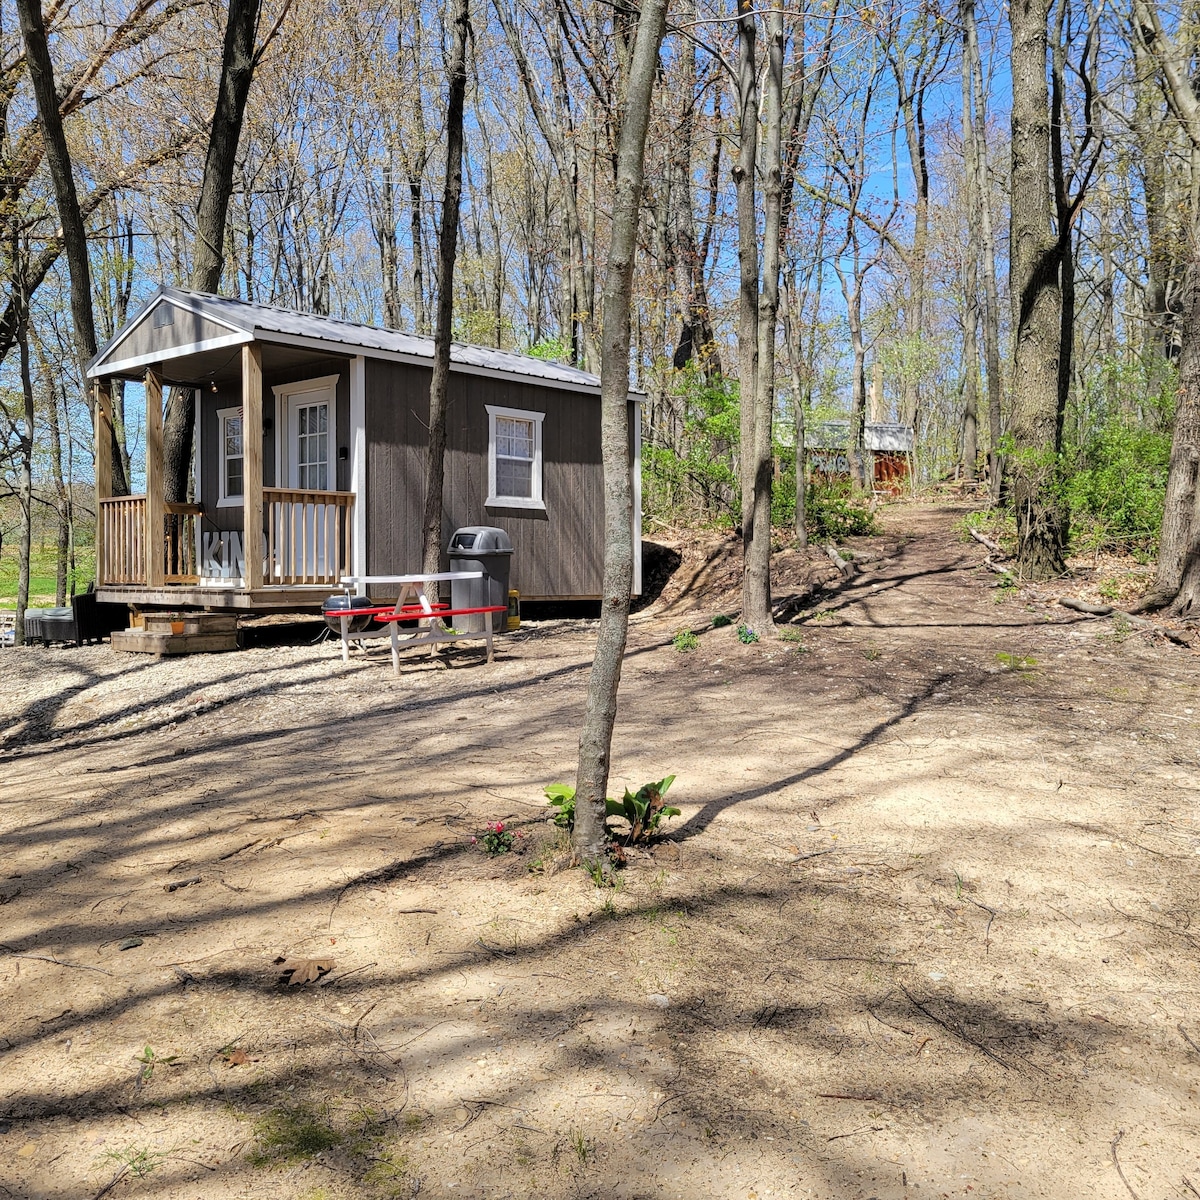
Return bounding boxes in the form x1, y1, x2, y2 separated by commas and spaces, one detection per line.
216, 405, 245, 508
486, 403, 545, 510
273, 374, 340, 490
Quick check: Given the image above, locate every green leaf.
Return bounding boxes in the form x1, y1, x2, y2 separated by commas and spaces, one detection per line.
604, 798, 626, 818
544, 783, 575, 804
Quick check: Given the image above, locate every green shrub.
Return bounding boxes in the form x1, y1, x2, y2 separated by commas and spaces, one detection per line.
543, 776, 681, 844
672, 629, 699, 652
805, 480, 879, 541
1064, 422, 1170, 555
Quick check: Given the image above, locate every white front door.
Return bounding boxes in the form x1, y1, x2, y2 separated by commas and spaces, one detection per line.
276, 378, 338, 579
287, 393, 332, 490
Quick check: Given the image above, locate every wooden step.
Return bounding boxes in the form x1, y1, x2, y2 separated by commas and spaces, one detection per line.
110, 628, 239, 656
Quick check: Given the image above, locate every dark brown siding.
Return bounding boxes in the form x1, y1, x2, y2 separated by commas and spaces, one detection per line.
198, 353, 350, 532
365, 359, 609, 599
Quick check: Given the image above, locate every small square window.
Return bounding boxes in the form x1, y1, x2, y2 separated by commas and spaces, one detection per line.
486, 405, 544, 510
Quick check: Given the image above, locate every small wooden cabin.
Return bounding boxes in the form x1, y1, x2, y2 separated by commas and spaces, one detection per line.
87, 287, 641, 608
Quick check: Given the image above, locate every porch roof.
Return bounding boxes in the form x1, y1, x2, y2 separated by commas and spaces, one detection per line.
87, 285, 606, 395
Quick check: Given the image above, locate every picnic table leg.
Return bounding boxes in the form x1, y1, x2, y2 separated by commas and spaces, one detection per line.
485, 623, 494, 664
340, 614, 350, 663
390, 621, 401, 676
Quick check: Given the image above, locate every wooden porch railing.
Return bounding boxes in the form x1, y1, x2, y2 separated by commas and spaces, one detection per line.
265, 488, 353, 586
164, 502, 202, 584
98, 495, 147, 585
98, 492, 353, 589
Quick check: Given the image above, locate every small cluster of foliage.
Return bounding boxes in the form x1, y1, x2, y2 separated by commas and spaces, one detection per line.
672, 628, 699, 652
643, 367, 741, 524
804, 480, 880, 541
472, 821, 521, 854
736, 623, 759, 644
543, 775, 681, 846
712, 613, 733, 628
1064, 422, 1171, 557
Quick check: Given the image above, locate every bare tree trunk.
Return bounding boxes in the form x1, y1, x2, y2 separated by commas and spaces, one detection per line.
960, 0, 980, 481
15, 305, 34, 645
36, 336, 69, 604
963, 0, 1003, 498
733, 0, 759, 527
16, 0, 129, 497
420, 0, 470, 575
1008, 0, 1066, 579
572, 0, 668, 866
163, 0, 264, 503
1146, 255, 1200, 609
744, 5, 783, 634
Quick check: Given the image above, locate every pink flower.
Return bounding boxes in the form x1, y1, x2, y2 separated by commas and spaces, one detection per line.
470, 836, 478, 844
494, 822, 505, 833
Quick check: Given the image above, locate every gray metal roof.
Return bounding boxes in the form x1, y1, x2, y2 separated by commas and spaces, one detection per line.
808, 419, 914, 453
89, 285, 605, 393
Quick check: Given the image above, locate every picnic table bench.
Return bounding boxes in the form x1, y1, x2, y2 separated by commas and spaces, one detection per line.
334, 573, 507, 675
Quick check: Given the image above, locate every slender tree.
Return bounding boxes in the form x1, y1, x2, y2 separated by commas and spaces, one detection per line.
15, 0, 129, 496
164, 0, 266, 503
572, 0, 670, 865
421, 0, 472, 575
1008, 0, 1066, 578
1131, 0, 1200, 613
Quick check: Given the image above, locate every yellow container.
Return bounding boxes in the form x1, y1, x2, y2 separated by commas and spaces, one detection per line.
506, 589, 521, 632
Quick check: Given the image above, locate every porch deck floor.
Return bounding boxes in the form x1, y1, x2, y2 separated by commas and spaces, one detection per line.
96, 584, 337, 610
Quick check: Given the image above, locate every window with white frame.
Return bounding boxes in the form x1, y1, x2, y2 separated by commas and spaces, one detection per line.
486, 404, 545, 509
217, 407, 244, 506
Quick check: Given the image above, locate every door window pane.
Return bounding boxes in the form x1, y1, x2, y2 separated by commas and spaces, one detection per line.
296, 402, 329, 490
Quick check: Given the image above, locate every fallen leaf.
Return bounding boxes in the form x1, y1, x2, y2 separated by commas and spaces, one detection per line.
276, 957, 335, 985
224, 1048, 250, 1066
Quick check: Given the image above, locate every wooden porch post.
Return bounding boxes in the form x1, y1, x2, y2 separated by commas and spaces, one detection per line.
94, 380, 112, 586
243, 343, 264, 589
144, 367, 165, 587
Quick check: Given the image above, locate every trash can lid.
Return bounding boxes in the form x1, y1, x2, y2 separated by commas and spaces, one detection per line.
448, 526, 514, 553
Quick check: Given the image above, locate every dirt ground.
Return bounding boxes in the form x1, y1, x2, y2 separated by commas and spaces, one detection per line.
1, 501, 1198, 1200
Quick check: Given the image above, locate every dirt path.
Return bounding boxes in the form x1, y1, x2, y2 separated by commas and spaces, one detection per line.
1, 502, 1198, 1199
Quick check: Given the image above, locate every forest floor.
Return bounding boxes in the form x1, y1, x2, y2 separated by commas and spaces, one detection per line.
1, 500, 1198, 1200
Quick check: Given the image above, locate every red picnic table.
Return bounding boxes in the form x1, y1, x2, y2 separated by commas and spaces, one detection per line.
335, 573, 507, 675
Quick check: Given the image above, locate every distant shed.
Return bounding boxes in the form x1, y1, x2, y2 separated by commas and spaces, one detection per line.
807, 420, 913, 493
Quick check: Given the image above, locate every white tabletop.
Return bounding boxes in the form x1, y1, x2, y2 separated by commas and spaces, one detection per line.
339, 572, 483, 586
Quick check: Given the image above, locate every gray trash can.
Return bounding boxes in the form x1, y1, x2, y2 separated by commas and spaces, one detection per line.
447, 526, 514, 633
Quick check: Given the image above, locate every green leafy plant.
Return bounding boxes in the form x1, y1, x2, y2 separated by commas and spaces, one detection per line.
473, 821, 520, 854
134, 1045, 178, 1087
544, 776, 681, 846
544, 783, 576, 828
605, 775, 680, 844
672, 629, 699, 652
1064, 421, 1170, 556
779, 628, 806, 648
712, 613, 733, 628
736, 624, 759, 644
